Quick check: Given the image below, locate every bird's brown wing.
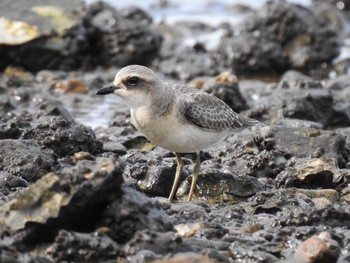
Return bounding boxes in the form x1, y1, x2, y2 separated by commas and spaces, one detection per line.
179, 89, 259, 131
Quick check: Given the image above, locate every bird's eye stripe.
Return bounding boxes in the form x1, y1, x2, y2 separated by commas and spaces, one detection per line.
127, 77, 140, 85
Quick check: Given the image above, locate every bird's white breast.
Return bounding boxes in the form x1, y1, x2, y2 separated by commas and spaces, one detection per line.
130, 106, 230, 153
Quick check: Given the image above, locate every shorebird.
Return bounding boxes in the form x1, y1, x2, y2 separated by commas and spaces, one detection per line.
96, 65, 260, 202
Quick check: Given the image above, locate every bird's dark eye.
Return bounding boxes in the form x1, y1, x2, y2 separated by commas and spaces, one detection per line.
127, 77, 140, 86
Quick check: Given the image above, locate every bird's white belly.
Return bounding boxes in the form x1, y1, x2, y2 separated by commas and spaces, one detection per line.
155, 123, 229, 153
131, 107, 230, 153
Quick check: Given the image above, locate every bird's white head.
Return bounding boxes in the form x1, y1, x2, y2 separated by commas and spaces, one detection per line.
96, 65, 163, 108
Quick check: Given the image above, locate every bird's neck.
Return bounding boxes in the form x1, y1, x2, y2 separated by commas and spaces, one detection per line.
150, 88, 174, 118
124, 91, 152, 110
126, 87, 174, 118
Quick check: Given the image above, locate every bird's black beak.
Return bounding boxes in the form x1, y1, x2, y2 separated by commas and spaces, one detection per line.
96, 84, 118, 95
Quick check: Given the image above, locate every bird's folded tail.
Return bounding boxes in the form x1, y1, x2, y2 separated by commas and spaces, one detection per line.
241, 116, 263, 127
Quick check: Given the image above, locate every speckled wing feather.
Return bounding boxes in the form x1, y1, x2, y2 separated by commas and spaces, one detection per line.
176, 86, 259, 131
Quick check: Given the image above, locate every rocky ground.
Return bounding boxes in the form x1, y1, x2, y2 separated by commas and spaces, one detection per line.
0, 0, 350, 262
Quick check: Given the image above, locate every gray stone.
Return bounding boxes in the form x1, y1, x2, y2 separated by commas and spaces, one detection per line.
21, 116, 102, 157
0, 139, 56, 182
215, 0, 340, 74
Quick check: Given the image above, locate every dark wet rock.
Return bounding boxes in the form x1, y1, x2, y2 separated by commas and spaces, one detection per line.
248, 190, 291, 216
0, 76, 39, 125
34, 99, 75, 122
227, 237, 279, 263
0, 110, 34, 130
215, 0, 340, 74
280, 85, 349, 128
251, 201, 282, 215
206, 205, 247, 227
155, 46, 221, 81
0, 172, 71, 237
0, 94, 15, 113
151, 254, 222, 263
276, 157, 341, 189
273, 87, 334, 127
260, 73, 350, 128
180, 239, 231, 262
333, 228, 350, 263
249, 188, 341, 219
219, 143, 287, 180
275, 203, 350, 227
0, 247, 21, 263
154, 19, 223, 81
122, 230, 194, 258
119, 5, 153, 24
0, 122, 22, 139
123, 230, 229, 262
51, 230, 120, 262
1, 71, 35, 87
187, 222, 228, 240
7, 85, 36, 106
0, 0, 87, 71
167, 202, 211, 224
325, 75, 350, 121
84, 2, 163, 68
98, 187, 173, 244
337, 127, 350, 147
0, 246, 53, 263
94, 113, 143, 152
0, 139, 56, 182
133, 162, 180, 198
295, 189, 340, 204
0, 0, 84, 39
342, 185, 350, 203
21, 116, 102, 157
177, 171, 263, 202
102, 141, 127, 154
252, 149, 287, 178
258, 126, 347, 161
0, 172, 28, 196
96, 113, 134, 136
0, 159, 124, 245
0, 0, 162, 71
215, 31, 290, 75
3, 175, 29, 189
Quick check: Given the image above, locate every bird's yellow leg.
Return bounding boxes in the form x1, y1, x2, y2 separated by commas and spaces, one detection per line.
188, 151, 201, 201
168, 152, 184, 202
